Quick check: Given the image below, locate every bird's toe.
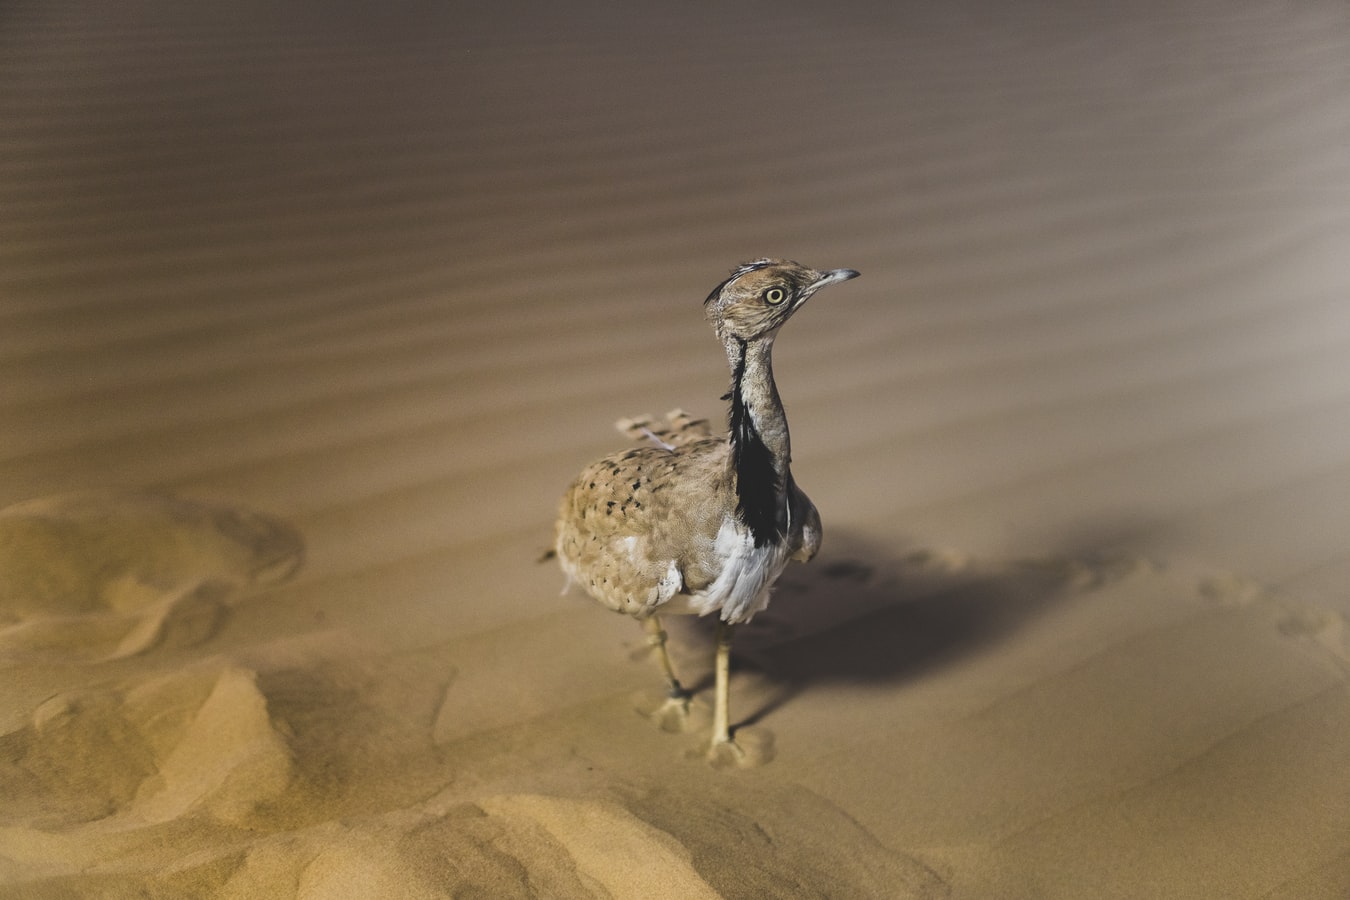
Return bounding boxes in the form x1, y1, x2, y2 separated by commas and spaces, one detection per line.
703, 727, 774, 769
633, 688, 706, 734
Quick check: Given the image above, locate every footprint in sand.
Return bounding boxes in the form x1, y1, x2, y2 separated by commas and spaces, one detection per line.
1199, 571, 1350, 667
0, 491, 303, 664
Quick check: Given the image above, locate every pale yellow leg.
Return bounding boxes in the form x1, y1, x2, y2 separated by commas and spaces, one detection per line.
642, 616, 688, 700
711, 621, 735, 748
640, 616, 693, 733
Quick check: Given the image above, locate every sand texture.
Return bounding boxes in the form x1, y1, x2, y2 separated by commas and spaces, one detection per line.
4, 1, 1350, 897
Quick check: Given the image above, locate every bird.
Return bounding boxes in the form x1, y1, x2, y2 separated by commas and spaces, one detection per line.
554, 259, 860, 760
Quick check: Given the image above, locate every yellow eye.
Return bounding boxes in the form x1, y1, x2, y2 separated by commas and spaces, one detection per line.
764, 287, 787, 305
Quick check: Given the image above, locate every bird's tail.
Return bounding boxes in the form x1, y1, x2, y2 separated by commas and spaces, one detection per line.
616, 408, 715, 449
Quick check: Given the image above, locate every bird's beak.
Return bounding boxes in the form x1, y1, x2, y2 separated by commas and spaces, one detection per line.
792, 268, 859, 314
810, 268, 861, 291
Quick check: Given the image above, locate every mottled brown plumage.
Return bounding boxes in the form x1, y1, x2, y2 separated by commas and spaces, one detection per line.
554, 259, 859, 758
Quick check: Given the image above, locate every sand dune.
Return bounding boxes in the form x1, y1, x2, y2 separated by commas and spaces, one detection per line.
3, 0, 1350, 896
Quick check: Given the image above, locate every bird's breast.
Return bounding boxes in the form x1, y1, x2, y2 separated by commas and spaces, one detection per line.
681, 516, 792, 624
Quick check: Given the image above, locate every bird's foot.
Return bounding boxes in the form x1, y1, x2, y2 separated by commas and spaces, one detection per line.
705, 736, 747, 768
701, 728, 774, 769
652, 691, 693, 733
633, 688, 703, 733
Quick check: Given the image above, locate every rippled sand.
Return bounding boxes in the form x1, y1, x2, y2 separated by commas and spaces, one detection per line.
3, 1, 1350, 897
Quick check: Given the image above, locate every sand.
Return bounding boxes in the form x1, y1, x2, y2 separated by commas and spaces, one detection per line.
3, 0, 1350, 896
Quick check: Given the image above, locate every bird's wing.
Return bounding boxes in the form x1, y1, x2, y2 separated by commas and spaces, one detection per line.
615, 408, 717, 449
554, 439, 733, 616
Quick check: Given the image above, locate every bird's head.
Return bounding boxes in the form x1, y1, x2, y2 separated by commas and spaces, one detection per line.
704, 259, 860, 343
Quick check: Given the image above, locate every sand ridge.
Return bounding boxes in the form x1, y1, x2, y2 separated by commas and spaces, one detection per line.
0, 492, 302, 668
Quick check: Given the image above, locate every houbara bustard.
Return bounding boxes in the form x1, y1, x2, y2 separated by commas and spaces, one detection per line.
555, 259, 859, 761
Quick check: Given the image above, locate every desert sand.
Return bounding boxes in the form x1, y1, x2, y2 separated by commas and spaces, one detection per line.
3, 1, 1350, 897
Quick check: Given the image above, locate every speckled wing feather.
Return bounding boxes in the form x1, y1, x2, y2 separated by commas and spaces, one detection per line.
554, 429, 735, 618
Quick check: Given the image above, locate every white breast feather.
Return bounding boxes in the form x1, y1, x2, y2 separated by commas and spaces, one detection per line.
687, 517, 790, 623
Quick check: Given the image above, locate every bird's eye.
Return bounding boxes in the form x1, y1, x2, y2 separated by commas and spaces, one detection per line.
763, 287, 787, 305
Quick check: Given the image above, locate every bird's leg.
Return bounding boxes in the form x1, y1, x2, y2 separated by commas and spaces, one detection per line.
710, 620, 737, 751
641, 616, 692, 730
643, 615, 687, 699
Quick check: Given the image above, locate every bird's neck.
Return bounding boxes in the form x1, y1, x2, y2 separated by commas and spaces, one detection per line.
725, 335, 791, 546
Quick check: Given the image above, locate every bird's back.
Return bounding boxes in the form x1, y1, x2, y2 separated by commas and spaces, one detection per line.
555, 417, 736, 618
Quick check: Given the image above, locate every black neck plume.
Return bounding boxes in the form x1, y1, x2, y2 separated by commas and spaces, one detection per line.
727, 338, 784, 547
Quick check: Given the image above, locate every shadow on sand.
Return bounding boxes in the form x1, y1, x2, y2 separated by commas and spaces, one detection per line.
676, 526, 1149, 731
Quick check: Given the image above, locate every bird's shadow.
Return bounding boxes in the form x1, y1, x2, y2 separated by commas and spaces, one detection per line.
675, 527, 1147, 731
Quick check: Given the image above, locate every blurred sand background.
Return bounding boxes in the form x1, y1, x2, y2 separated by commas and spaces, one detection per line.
3, 1, 1350, 897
